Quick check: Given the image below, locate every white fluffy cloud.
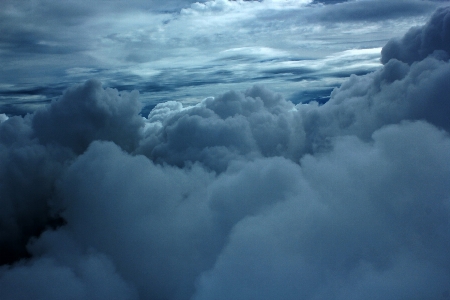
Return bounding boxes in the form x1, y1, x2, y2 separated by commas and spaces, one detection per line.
1, 6, 450, 300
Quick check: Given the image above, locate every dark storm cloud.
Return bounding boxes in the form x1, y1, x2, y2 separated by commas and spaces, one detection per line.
1, 6, 450, 300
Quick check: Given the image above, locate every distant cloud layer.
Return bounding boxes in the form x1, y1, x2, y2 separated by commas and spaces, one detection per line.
0, 0, 444, 114
1, 5, 450, 300
307, 0, 436, 22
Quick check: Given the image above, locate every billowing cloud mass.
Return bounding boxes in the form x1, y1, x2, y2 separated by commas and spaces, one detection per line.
381, 5, 450, 64
1, 6, 450, 300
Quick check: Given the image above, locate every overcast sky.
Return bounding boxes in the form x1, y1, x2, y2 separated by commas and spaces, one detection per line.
0, 0, 445, 115
1, 1, 450, 300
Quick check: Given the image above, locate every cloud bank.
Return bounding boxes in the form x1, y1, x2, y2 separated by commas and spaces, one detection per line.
1, 6, 450, 300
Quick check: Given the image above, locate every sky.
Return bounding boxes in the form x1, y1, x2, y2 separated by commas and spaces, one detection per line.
1, 1, 450, 300
0, 0, 445, 116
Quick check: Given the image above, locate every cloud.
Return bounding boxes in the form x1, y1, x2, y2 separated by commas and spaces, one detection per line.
1, 5, 450, 300
0, 114, 73, 265
0, 114, 8, 123
49, 141, 217, 300
137, 85, 305, 172
2, 0, 438, 114
311, 0, 347, 4
307, 0, 438, 23
193, 120, 450, 300
0, 248, 138, 300
381, 5, 450, 64
33, 79, 144, 154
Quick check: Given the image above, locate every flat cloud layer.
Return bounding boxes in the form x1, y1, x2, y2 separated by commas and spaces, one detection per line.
0, 0, 443, 115
1, 6, 450, 300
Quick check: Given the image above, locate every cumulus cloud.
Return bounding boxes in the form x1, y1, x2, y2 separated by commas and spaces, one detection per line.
0, 79, 144, 265
1, 6, 450, 300
137, 85, 305, 172
193, 120, 450, 300
381, 5, 450, 64
33, 79, 144, 154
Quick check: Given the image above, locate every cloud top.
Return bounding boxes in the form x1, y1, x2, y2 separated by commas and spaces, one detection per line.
1, 5, 450, 300
381, 6, 450, 64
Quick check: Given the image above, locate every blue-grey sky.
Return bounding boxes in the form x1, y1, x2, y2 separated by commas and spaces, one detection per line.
0, 0, 444, 115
